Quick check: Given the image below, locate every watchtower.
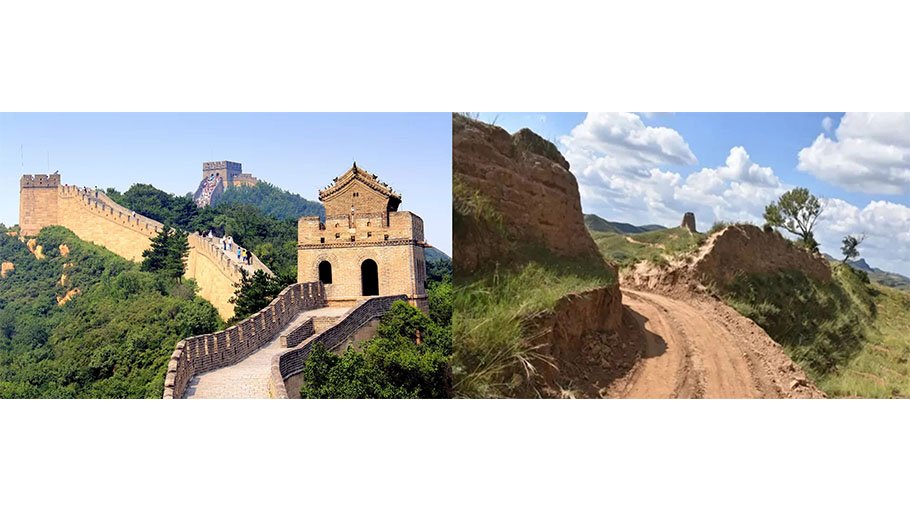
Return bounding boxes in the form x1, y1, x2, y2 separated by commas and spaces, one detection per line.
19, 173, 61, 236
297, 163, 427, 310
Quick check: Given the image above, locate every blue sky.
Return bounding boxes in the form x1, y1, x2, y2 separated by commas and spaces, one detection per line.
0, 113, 452, 254
479, 113, 910, 276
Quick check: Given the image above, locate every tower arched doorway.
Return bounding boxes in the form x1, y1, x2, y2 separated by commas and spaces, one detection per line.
318, 260, 333, 284
361, 259, 379, 296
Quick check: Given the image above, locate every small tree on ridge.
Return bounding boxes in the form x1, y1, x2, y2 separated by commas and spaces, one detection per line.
763, 187, 824, 252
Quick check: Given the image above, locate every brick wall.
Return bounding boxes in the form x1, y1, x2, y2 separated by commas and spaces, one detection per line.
163, 281, 327, 398
298, 242, 426, 309
268, 294, 407, 398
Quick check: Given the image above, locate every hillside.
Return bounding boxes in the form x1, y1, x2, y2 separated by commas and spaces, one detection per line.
821, 254, 910, 291
584, 214, 665, 234
590, 226, 705, 267
212, 181, 324, 221
0, 225, 222, 398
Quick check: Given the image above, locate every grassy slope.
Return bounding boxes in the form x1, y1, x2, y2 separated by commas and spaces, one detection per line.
453, 176, 614, 397
590, 227, 706, 267
454, 260, 613, 398
723, 263, 910, 397
818, 283, 910, 397
0, 225, 222, 398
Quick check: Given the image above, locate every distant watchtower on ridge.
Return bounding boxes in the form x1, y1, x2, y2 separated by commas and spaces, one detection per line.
194, 161, 258, 207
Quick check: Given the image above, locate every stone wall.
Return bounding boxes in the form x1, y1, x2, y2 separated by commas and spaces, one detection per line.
185, 234, 272, 319
269, 294, 407, 398
19, 176, 272, 319
163, 282, 327, 398
280, 317, 315, 348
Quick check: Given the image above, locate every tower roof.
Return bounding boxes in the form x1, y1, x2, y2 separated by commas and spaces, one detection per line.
319, 163, 401, 207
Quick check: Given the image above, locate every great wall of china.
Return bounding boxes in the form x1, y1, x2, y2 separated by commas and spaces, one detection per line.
18, 174, 271, 319
18, 172, 412, 398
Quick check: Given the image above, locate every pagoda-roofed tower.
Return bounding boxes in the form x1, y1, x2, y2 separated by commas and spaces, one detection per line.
298, 163, 427, 311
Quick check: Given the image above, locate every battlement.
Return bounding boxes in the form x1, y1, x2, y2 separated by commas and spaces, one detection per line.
21, 174, 61, 188
297, 210, 424, 246
203, 161, 242, 173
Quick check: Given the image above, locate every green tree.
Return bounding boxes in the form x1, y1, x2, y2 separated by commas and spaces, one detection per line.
141, 226, 188, 281
229, 268, 284, 321
427, 276, 453, 329
300, 301, 452, 399
841, 234, 866, 263
141, 227, 172, 273
763, 187, 824, 252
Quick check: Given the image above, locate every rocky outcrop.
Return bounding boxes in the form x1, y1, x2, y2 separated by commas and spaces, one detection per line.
1, 261, 13, 278
26, 239, 45, 260
453, 114, 604, 275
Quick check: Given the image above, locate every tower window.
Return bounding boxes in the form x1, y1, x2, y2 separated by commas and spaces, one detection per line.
367, 232, 372, 238
335, 233, 340, 239
318, 261, 333, 284
384, 234, 389, 241
350, 235, 355, 242
320, 237, 325, 244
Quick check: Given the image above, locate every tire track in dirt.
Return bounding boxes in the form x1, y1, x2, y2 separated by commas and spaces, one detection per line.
612, 288, 778, 398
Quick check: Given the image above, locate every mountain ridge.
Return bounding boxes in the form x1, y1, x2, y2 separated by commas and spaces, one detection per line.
584, 213, 665, 234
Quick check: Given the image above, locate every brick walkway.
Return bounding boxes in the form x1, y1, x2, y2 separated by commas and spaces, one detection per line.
184, 306, 349, 399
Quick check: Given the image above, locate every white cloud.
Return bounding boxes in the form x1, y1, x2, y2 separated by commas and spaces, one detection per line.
798, 113, 910, 194
821, 116, 833, 132
815, 198, 910, 275
561, 112, 697, 178
562, 112, 910, 276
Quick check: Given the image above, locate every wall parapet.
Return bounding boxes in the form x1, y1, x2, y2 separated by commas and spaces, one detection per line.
163, 281, 326, 398
188, 233, 274, 281
269, 294, 407, 398
59, 184, 165, 238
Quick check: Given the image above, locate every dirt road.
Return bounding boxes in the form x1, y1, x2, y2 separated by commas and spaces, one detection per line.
609, 288, 822, 398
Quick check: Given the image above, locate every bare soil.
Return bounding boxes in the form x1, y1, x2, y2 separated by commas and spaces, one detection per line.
608, 288, 824, 398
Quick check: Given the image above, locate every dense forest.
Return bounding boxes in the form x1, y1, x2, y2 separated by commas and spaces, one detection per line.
213, 181, 323, 220
0, 226, 222, 398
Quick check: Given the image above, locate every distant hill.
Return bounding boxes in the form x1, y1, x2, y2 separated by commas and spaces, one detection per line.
822, 254, 910, 291
213, 181, 324, 221
584, 214, 665, 234
425, 246, 450, 262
